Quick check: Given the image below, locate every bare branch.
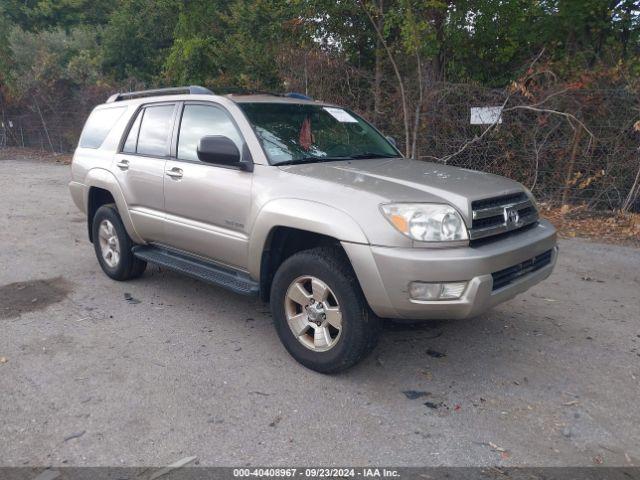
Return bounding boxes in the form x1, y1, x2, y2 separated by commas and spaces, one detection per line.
504, 105, 596, 149
359, 0, 411, 157
421, 91, 512, 164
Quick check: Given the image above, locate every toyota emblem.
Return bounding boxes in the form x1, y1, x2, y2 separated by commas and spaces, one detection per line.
504, 206, 520, 227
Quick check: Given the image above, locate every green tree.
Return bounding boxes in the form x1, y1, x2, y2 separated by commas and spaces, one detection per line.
442, 1, 546, 85
101, 0, 181, 82
6, 26, 100, 97
0, 0, 115, 31
165, 0, 295, 91
0, 14, 13, 86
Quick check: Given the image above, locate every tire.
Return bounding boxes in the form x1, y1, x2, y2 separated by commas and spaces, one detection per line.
270, 246, 381, 373
92, 204, 146, 281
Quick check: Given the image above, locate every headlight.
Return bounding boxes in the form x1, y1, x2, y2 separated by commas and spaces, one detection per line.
380, 203, 468, 242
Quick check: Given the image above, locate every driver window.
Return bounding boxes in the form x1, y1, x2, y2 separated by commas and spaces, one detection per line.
177, 104, 243, 162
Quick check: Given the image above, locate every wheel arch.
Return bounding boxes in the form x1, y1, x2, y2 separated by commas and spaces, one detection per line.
84, 168, 143, 244
248, 199, 370, 302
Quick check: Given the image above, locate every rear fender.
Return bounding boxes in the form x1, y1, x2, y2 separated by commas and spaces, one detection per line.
84, 168, 144, 244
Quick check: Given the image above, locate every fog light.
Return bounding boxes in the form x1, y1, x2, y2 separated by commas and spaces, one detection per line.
440, 282, 467, 299
409, 282, 441, 300
409, 281, 467, 301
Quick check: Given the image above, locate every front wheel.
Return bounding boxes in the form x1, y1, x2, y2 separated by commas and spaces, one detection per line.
270, 247, 380, 373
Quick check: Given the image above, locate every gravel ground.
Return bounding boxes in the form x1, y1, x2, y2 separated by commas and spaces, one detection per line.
0, 156, 639, 467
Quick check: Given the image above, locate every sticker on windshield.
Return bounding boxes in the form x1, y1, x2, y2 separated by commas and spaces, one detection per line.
323, 107, 358, 123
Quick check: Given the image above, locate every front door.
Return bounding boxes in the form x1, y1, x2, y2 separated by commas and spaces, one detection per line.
162, 102, 253, 270
113, 102, 176, 242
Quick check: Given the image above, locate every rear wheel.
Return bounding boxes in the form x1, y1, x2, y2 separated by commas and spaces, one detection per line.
92, 204, 146, 281
270, 246, 380, 373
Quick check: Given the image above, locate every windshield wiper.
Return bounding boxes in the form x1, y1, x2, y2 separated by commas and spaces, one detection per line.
346, 153, 401, 159
275, 156, 351, 166
275, 153, 400, 166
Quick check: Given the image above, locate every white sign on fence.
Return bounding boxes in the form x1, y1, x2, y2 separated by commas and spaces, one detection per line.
470, 106, 503, 125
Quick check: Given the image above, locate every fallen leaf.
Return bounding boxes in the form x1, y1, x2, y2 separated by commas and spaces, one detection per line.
581, 276, 605, 283
402, 390, 430, 400
32, 470, 61, 480
123, 292, 141, 304
63, 430, 86, 442
149, 456, 198, 480
426, 348, 446, 358
269, 415, 282, 427
489, 442, 506, 452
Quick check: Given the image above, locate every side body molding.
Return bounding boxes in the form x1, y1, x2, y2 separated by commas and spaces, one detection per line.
83, 168, 145, 244
247, 199, 370, 279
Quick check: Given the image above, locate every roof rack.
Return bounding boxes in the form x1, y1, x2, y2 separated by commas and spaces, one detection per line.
106, 85, 214, 103
284, 92, 313, 100
225, 91, 314, 101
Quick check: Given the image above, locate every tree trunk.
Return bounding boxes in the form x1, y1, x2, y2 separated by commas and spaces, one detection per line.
34, 97, 55, 154
561, 127, 583, 210
373, 0, 383, 123
620, 0, 634, 59
360, 1, 411, 157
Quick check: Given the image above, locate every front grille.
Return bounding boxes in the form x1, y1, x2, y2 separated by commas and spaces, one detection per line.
470, 192, 538, 242
491, 249, 553, 291
470, 222, 538, 247
473, 192, 527, 210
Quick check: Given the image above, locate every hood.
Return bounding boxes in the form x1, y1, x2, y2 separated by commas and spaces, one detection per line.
279, 158, 525, 220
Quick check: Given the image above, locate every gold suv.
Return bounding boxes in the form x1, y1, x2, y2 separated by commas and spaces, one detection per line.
69, 86, 557, 372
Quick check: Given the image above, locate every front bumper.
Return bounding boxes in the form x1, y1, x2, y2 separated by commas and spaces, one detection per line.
343, 219, 558, 320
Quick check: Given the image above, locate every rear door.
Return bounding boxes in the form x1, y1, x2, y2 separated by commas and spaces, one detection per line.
162, 101, 253, 269
113, 102, 177, 242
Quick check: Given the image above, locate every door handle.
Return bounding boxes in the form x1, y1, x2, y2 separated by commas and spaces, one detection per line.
116, 160, 130, 170
166, 168, 183, 179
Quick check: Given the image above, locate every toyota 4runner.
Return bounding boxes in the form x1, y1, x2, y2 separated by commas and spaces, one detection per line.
69, 86, 558, 373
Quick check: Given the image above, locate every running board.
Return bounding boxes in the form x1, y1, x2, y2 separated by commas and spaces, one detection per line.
132, 245, 259, 296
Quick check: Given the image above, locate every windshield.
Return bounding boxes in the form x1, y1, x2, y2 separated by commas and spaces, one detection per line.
238, 102, 401, 165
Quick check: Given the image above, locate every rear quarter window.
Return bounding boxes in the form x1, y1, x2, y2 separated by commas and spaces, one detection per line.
79, 106, 127, 149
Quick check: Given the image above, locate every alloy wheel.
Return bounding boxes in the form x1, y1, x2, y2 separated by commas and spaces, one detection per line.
98, 219, 121, 268
284, 275, 343, 352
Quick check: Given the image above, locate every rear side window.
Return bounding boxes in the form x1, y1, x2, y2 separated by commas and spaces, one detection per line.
122, 109, 143, 153
79, 107, 126, 149
135, 104, 175, 156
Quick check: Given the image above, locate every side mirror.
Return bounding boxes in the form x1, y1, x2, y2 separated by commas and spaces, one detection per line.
386, 136, 398, 148
197, 135, 253, 171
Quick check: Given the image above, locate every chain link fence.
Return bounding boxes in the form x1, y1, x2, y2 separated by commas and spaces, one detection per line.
2, 83, 639, 212
415, 86, 640, 212
0, 101, 95, 154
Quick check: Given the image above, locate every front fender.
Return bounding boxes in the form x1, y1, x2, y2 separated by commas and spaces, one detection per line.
84, 168, 145, 244
247, 199, 369, 278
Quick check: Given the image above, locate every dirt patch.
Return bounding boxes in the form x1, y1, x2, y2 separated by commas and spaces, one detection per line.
0, 277, 72, 319
541, 205, 640, 248
0, 147, 72, 165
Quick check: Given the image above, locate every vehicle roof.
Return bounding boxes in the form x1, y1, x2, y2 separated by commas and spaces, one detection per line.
96, 93, 334, 109
225, 94, 330, 105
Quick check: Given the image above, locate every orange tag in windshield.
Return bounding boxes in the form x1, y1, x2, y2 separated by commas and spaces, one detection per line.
299, 117, 312, 150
